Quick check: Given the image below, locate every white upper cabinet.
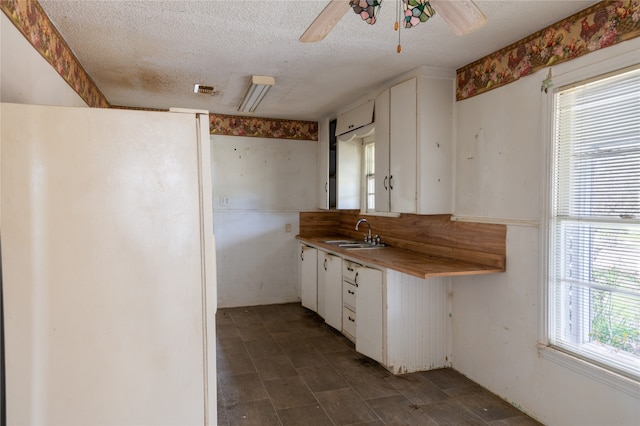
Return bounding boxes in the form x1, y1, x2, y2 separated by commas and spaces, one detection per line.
375, 77, 417, 214
390, 78, 418, 213
374, 71, 453, 215
318, 68, 453, 214
335, 100, 374, 136
416, 75, 453, 214
317, 117, 330, 209
374, 87, 391, 213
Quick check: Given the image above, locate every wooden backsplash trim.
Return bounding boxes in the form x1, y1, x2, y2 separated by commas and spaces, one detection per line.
299, 211, 341, 236
299, 210, 506, 269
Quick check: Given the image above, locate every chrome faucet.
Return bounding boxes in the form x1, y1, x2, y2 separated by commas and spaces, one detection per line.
355, 218, 372, 243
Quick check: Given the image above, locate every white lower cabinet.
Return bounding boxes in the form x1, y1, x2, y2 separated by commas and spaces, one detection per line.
354, 264, 384, 364
384, 270, 451, 374
342, 305, 356, 338
341, 259, 450, 374
317, 250, 342, 330
300, 243, 450, 375
299, 243, 318, 312
342, 260, 384, 364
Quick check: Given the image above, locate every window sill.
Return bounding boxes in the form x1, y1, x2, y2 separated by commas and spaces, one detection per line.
359, 211, 401, 218
537, 344, 640, 398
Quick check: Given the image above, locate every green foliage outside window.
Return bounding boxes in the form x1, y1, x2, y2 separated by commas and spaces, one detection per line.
590, 267, 640, 357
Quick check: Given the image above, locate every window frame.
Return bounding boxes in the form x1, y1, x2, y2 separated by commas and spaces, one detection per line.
363, 136, 375, 213
539, 51, 640, 397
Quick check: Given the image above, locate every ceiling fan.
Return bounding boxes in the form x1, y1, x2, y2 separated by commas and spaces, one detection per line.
300, 0, 487, 43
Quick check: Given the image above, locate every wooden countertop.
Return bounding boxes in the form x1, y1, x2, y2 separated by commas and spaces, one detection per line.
296, 235, 504, 280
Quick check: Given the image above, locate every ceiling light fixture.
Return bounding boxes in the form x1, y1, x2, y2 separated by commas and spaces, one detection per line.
238, 75, 275, 113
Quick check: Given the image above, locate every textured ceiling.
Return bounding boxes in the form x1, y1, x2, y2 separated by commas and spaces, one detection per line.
39, 0, 598, 121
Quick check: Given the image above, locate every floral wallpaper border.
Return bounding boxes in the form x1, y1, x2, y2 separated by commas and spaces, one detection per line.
1, 0, 110, 108
210, 114, 318, 141
457, 1, 640, 101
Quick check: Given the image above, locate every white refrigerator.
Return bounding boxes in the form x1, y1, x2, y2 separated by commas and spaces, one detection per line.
0, 103, 217, 425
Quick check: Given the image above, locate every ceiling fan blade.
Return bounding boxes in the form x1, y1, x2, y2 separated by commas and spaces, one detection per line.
430, 0, 487, 36
299, 0, 351, 42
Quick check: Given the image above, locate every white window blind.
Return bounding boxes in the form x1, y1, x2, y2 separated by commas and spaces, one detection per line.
550, 66, 640, 379
364, 140, 375, 212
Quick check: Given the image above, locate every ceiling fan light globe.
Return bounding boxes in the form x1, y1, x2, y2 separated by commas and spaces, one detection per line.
402, 0, 436, 28
350, 0, 382, 25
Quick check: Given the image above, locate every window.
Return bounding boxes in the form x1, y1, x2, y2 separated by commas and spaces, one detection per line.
548, 66, 640, 380
364, 140, 375, 212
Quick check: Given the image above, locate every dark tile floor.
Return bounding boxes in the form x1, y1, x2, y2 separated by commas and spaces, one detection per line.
216, 303, 542, 426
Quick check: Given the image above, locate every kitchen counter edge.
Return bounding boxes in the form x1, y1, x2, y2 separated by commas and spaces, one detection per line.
296, 235, 504, 280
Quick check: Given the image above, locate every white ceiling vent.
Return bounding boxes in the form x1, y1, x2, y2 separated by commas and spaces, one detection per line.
193, 84, 217, 95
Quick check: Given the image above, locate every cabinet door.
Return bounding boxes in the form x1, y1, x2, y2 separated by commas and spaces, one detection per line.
417, 76, 453, 214
317, 118, 330, 209
374, 88, 390, 213
355, 265, 383, 364
389, 77, 417, 213
323, 253, 343, 331
317, 251, 327, 318
299, 244, 318, 312
335, 100, 374, 136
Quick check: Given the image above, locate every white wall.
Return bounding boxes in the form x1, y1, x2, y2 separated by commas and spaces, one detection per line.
0, 14, 87, 107
452, 40, 640, 425
211, 135, 317, 307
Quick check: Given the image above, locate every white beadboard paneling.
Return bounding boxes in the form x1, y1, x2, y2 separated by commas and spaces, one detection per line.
385, 270, 451, 374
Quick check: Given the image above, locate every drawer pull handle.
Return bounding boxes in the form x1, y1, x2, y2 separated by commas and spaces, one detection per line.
347, 266, 354, 272
324, 258, 327, 271
355, 272, 359, 287
347, 290, 355, 295
300, 249, 304, 261
348, 316, 355, 322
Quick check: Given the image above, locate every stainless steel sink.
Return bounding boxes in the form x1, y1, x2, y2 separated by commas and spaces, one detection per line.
323, 239, 361, 245
338, 242, 386, 249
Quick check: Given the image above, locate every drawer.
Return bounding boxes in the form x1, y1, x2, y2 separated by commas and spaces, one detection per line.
343, 280, 356, 310
343, 306, 356, 339
342, 260, 361, 282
